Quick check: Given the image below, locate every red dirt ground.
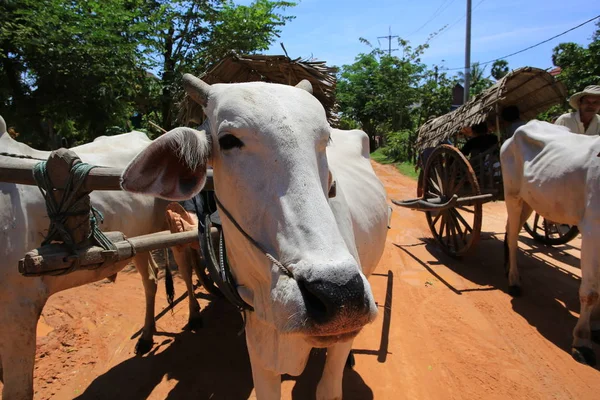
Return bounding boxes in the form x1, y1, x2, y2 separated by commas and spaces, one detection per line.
2, 161, 599, 399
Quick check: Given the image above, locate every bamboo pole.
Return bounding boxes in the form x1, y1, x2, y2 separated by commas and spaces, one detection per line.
19, 230, 200, 277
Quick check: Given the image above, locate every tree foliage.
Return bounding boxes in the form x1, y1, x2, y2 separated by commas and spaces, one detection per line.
552, 20, 600, 97
336, 38, 454, 161
0, 0, 149, 147
456, 62, 494, 97
0, 0, 296, 148
491, 60, 509, 80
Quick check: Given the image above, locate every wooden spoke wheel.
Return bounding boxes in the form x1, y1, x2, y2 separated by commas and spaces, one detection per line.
417, 169, 424, 198
422, 145, 483, 257
523, 212, 579, 246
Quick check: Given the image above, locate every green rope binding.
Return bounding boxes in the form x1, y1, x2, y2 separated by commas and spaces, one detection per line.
33, 160, 118, 275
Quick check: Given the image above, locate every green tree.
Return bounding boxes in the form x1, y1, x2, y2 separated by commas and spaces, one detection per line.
140, 0, 296, 129
0, 0, 149, 147
456, 62, 494, 97
552, 20, 600, 97
336, 38, 427, 153
491, 60, 509, 80
0, 0, 297, 147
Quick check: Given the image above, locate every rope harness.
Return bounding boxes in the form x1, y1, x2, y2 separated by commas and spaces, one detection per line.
213, 195, 294, 279
32, 160, 117, 275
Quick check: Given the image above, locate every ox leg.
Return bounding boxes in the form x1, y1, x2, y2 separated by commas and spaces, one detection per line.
0, 303, 43, 399
316, 340, 354, 400
249, 364, 281, 400
133, 252, 158, 355
247, 339, 281, 400
171, 246, 203, 331
504, 198, 532, 297
572, 230, 600, 366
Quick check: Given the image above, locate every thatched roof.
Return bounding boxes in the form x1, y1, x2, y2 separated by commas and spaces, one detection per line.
416, 66, 567, 151
181, 53, 339, 125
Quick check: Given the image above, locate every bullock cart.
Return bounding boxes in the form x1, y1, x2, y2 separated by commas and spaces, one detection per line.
392, 67, 578, 257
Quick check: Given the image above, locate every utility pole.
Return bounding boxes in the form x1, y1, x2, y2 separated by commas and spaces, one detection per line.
464, 0, 472, 104
378, 26, 398, 56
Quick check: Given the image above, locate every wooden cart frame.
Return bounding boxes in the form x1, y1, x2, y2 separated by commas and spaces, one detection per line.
393, 67, 578, 257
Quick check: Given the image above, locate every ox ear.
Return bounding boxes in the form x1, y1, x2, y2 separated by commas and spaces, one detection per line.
295, 79, 313, 94
121, 127, 211, 201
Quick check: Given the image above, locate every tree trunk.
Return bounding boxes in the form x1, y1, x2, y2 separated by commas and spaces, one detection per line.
161, 25, 176, 130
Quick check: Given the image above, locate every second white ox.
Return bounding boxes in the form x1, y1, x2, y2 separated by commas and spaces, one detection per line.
501, 120, 600, 367
121, 75, 389, 399
0, 116, 187, 399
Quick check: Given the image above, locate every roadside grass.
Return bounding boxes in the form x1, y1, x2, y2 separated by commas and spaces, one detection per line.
371, 148, 419, 180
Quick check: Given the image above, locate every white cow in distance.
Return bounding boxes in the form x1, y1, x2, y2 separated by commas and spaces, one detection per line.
0, 116, 180, 399
121, 75, 390, 399
501, 120, 600, 366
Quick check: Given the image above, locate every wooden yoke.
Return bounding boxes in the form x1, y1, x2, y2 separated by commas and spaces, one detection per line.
11, 148, 207, 277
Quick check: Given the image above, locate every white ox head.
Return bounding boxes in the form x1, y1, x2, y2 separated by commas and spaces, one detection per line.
122, 74, 377, 347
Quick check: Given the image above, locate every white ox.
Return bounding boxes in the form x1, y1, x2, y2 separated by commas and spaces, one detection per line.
0, 116, 200, 399
121, 75, 390, 399
501, 120, 600, 366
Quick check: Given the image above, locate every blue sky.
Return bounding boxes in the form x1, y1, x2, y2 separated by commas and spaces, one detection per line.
236, 0, 600, 78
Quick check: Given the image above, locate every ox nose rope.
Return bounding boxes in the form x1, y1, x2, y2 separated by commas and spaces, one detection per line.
213, 195, 294, 279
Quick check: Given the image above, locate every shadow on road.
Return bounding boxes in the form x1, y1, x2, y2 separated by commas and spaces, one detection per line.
76, 293, 374, 399
394, 230, 599, 370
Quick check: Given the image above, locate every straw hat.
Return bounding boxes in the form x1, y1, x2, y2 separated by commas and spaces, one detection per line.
569, 85, 600, 110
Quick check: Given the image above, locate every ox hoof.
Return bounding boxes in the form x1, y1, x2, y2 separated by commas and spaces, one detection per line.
185, 316, 204, 332
346, 351, 356, 369
592, 330, 600, 345
135, 338, 154, 355
572, 346, 597, 366
508, 285, 522, 297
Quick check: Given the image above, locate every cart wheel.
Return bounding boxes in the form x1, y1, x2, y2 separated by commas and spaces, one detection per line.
523, 213, 579, 246
417, 169, 424, 198
422, 145, 482, 257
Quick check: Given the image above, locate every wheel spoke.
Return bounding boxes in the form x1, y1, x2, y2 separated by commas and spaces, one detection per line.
456, 205, 475, 214
447, 158, 458, 194
438, 213, 446, 239
451, 208, 473, 233
447, 212, 461, 251
431, 211, 443, 227
449, 210, 467, 245
533, 213, 541, 235
434, 162, 445, 195
428, 175, 442, 195
451, 173, 467, 197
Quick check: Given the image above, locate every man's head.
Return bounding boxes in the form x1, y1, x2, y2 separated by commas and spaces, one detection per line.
501, 105, 520, 123
471, 122, 489, 137
569, 85, 600, 116
579, 95, 600, 115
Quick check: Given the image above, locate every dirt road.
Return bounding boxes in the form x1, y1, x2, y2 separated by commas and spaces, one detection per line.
4, 161, 599, 399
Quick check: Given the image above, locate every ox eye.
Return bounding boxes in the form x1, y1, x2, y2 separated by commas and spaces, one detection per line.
219, 134, 244, 150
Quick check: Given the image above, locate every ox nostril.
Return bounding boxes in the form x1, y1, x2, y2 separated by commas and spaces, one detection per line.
298, 279, 329, 322
298, 273, 367, 324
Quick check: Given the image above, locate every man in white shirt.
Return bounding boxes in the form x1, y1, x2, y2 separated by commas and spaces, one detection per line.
555, 85, 600, 135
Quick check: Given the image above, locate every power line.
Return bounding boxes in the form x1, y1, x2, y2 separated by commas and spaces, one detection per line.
443, 14, 600, 71
429, 0, 488, 43
406, 0, 457, 38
